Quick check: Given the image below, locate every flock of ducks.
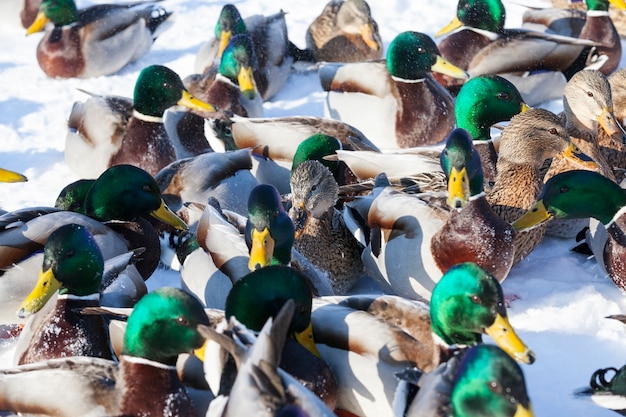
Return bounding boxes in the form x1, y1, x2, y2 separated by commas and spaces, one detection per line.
5, 0, 626, 415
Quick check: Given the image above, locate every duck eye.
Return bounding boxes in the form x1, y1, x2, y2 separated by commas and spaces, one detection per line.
549, 128, 557, 135
487, 380, 502, 394
64, 249, 75, 259
559, 186, 569, 193
587, 91, 594, 98
176, 316, 189, 326
497, 92, 509, 100
470, 294, 481, 304
142, 185, 152, 192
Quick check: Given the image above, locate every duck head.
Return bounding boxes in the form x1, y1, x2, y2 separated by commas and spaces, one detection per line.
387, 31, 468, 81
122, 287, 210, 366
219, 34, 260, 101
246, 184, 294, 269
225, 265, 319, 356
440, 128, 485, 208
214, 4, 247, 59
512, 170, 626, 231
452, 344, 534, 417
133, 65, 215, 118
430, 262, 535, 364
84, 164, 188, 231
26, 0, 78, 34
17, 223, 104, 318
435, 0, 506, 37
455, 75, 530, 141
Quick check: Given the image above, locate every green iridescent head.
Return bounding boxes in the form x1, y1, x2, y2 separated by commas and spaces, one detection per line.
123, 287, 210, 365
452, 344, 533, 417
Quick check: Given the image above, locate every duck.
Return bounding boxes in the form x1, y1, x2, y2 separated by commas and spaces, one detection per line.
155, 148, 257, 218
511, 169, 626, 291
186, 34, 264, 118
304, 0, 383, 63
486, 108, 597, 266
434, 0, 601, 103
402, 344, 534, 417
193, 4, 293, 102
289, 159, 365, 294
25, 0, 173, 78
521, 0, 626, 76
331, 74, 530, 190
320, 30, 469, 150
13, 223, 115, 365
201, 265, 338, 410
0, 165, 187, 323
177, 184, 335, 309
543, 69, 623, 238
345, 128, 516, 300
199, 296, 337, 417
0, 286, 211, 417
65, 64, 216, 179
310, 262, 535, 417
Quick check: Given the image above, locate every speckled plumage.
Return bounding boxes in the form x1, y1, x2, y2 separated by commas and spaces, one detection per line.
487, 108, 581, 265
289, 160, 364, 294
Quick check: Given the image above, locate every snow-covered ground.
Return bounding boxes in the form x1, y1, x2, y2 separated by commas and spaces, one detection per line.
1, 0, 626, 415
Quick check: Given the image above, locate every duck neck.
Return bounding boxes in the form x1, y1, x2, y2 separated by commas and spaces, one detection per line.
119, 355, 197, 417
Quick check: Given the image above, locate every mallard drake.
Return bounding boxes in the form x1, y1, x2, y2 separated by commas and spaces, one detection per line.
199, 297, 337, 417
434, 0, 600, 103
522, 0, 626, 76
304, 0, 383, 63
511, 169, 626, 291
0, 287, 211, 417
25, 0, 173, 78
187, 34, 263, 118
206, 265, 338, 410
65, 64, 215, 179
345, 128, 516, 299
403, 344, 534, 417
13, 224, 114, 365
331, 74, 529, 189
310, 262, 535, 417
486, 108, 597, 266
178, 185, 334, 309
0, 165, 187, 323
320, 30, 469, 150
193, 4, 292, 101
543, 69, 623, 237
155, 148, 257, 218
289, 160, 365, 294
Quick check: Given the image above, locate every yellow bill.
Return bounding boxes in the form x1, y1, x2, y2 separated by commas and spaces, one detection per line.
294, 322, 321, 358
511, 200, 552, 232
248, 227, 274, 271
435, 16, 464, 38
432, 55, 469, 80
484, 313, 536, 365
18, 267, 62, 318
0, 168, 27, 183
150, 199, 188, 231
360, 23, 380, 51
178, 90, 216, 112
447, 166, 470, 209
26, 11, 49, 35
237, 65, 258, 101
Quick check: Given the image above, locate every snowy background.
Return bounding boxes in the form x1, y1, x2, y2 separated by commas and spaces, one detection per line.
1, 0, 626, 415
